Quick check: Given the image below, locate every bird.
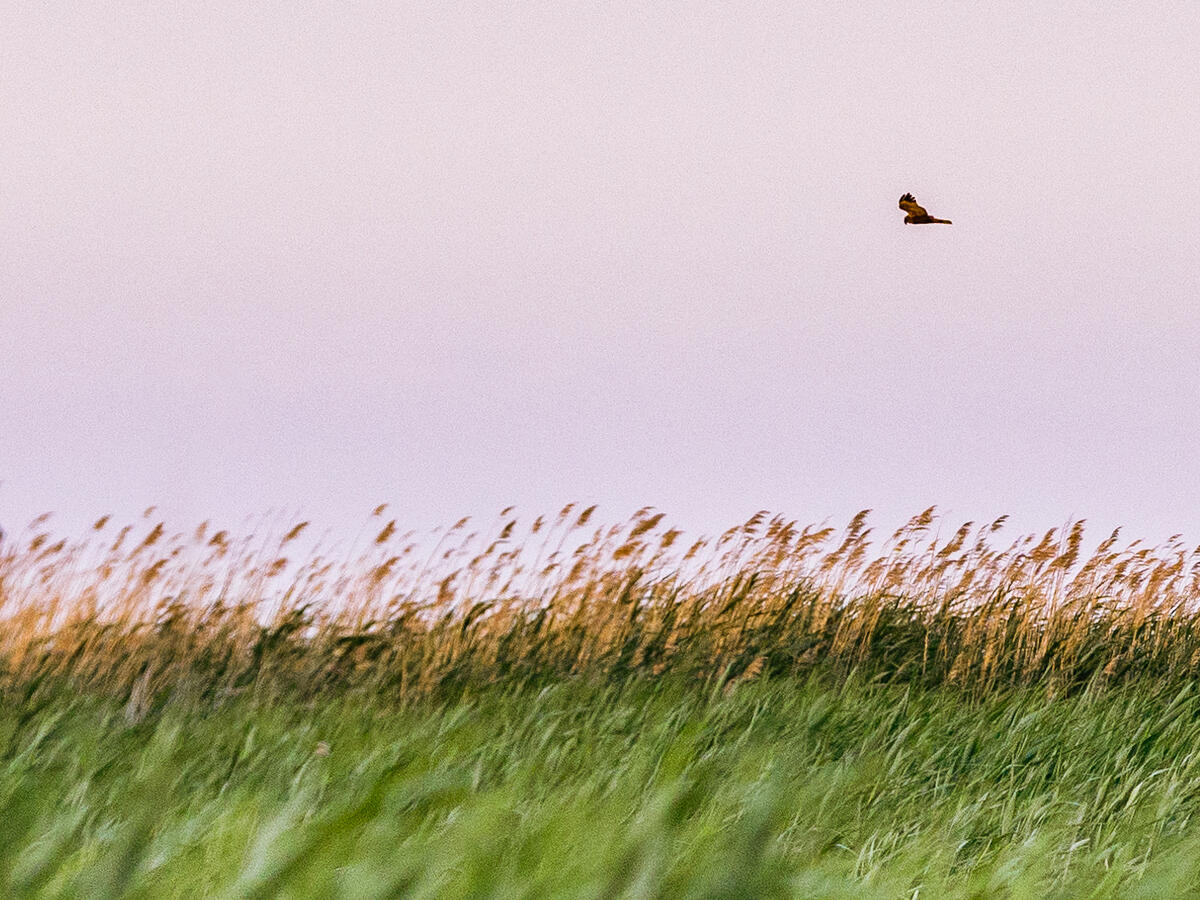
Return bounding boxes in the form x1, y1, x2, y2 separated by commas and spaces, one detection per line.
898, 193, 952, 225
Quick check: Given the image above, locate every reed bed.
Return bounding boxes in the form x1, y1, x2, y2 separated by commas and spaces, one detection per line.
6, 506, 1200, 896
3, 505, 1200, 705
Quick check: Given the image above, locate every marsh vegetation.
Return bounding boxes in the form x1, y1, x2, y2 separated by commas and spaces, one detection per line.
3, 506, 1200, 896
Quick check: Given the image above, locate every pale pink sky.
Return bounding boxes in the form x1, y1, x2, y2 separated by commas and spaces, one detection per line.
3, 3, 1200, 543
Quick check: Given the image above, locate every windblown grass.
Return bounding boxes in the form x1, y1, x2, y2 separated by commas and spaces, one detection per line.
5, 506, 1200, 896
2, 505, 1199, 704
5, 677, 1200, 897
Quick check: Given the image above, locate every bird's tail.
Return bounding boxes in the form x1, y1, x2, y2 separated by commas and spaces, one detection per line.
929, 218, 952, 224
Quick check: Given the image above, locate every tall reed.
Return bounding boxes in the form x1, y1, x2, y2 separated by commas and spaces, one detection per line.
3, 506, 1199, 705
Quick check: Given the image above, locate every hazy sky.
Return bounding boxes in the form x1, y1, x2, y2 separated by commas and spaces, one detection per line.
4, 3, 1200, 543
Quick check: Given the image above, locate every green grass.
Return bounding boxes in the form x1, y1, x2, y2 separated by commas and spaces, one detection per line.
5, 676, 1200, 898
8, 507, 1200, 895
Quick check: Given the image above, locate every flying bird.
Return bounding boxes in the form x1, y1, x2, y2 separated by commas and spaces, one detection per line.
898, 193, 952, 225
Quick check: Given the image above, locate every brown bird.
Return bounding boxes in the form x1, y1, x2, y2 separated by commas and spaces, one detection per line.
898, 193, 952, 225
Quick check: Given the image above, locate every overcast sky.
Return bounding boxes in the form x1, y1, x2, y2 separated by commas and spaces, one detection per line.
3, 3, 1200, 544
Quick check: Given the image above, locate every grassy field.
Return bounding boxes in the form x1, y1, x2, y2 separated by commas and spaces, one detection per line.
7, 679, 1200, 897
4, 506, 1200, 896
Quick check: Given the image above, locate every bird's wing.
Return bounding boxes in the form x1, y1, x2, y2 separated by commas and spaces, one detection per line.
898, 193, 928, 217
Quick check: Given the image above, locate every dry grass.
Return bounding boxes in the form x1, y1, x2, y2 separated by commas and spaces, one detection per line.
3, 505, 1200, 704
